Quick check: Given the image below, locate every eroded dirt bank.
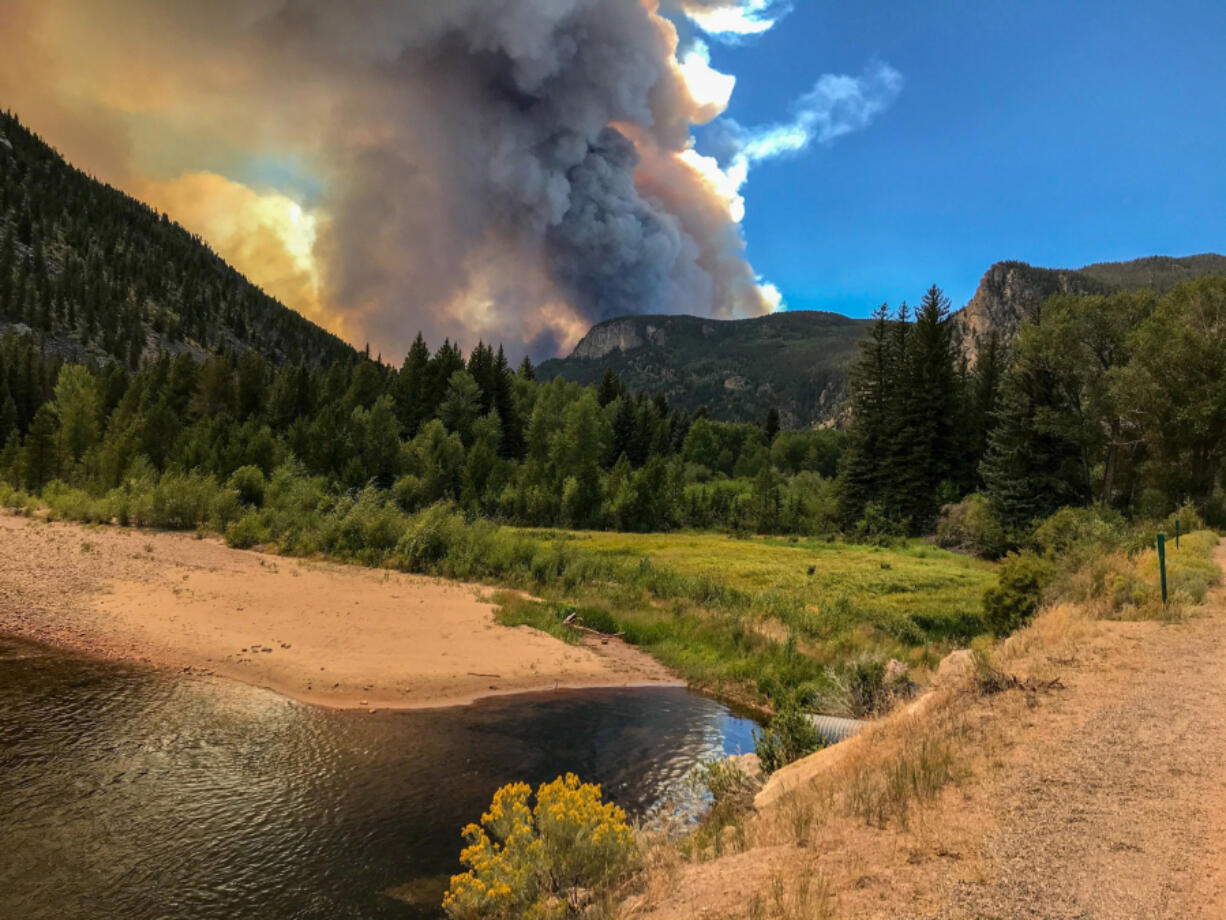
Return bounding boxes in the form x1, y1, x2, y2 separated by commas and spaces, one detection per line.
0, 514, 677, 709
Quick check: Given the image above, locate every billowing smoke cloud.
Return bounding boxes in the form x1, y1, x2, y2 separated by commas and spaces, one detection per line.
0, 0, 899, 360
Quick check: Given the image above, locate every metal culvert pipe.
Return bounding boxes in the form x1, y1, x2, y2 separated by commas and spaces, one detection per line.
807, 714, 864, 745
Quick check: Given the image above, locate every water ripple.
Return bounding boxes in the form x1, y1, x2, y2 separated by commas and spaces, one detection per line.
0, 636, 757, 920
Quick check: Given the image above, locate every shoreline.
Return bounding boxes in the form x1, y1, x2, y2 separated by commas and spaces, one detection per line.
0, 514, 680, 710
0, 626, 686, 712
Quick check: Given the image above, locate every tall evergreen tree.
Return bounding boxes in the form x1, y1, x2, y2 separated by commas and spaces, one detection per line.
393, 333, 432, 436
894, 285, 963, 531
838, 304, 893, 525
763, 406, 781, 443
597, 369, 626, 407
22, 402, 59, 490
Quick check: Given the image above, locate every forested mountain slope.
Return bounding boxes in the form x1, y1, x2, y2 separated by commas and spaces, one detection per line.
537, 311, 872, 427
0, 111, 355, 368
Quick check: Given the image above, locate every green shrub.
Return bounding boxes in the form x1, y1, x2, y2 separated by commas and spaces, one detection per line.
228, 465, 266, 507
42, 481, 110, 524
853, 501, 905, 546
391, 474, 424, 512
225, 511, 269, 549
149, 472, 220, 529
935, 493, 1007, 558
690, 756, 759, 813
1029, 506, 1124, 561
394, 501, 468, 572
208, 487, 243, 530
1161, 501, 1206, 540
829, 653, 892, 717
320, 487, 407, 564
754, 698, 824, 774
982, 551, 1051, 636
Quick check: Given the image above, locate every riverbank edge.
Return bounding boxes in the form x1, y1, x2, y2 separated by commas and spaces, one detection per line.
0, 511, 683, 712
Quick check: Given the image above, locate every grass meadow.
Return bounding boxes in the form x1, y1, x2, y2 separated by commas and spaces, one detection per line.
499, 529, 997, 713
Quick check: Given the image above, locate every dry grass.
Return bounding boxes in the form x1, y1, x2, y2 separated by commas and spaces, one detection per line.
1055, 529, 1221, 622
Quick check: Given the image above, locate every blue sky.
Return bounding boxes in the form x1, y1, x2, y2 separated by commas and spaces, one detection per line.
703, 0, 1226, 315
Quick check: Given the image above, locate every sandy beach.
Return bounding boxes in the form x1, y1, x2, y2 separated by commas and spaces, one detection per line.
0, 513, 678, 708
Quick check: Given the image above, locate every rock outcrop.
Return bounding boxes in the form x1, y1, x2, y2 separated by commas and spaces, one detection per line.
958, 261, 1105, 352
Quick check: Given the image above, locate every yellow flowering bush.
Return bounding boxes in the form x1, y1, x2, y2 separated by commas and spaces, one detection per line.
442, 774, 638, 919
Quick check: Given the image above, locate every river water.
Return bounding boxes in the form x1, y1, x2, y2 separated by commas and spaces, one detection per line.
0, 636, 757, 920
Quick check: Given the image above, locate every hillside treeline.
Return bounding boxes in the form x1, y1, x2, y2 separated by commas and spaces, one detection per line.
0, 329, 845, 536
1, 276, 1223, 550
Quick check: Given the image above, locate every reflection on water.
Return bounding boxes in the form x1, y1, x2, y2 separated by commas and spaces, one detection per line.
0, 636, 757, 920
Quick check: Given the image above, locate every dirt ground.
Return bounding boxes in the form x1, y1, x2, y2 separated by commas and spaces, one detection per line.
0, 513, 677, 709
629, 541, 1226, 920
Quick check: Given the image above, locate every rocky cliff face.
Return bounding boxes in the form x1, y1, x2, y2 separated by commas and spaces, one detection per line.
958, 254, 1226, 354
958, 261, 1105, 350
570, 317, 666, 359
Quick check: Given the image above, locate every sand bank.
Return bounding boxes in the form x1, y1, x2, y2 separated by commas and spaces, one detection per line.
0, 514, 678, 708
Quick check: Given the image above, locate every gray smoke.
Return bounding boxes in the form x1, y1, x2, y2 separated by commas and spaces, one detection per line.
248, 0, 770, 356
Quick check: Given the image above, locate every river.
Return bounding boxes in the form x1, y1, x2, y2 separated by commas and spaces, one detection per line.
0, 635, 757, 919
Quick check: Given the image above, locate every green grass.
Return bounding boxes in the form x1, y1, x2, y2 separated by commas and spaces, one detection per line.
503, 529, 997, 711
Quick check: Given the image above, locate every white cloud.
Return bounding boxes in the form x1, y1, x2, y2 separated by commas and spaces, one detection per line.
723, 60, 904, 190
683, 0, 794, 40
696, 59, 902, 314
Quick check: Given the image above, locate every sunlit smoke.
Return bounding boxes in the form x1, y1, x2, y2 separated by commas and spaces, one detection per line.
677, 40, 736, 123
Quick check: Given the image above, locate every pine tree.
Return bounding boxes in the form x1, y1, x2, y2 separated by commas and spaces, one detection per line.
22, 402, 59, 490
894, 286, 963, 531
491, 346, 523, 460
837, 304, 892, 525
0, 394, 15, 457
426, 339, 465, 418
967, 330, 1004, 486
517, 355, 536, 381
597, 369, 625, 407
980, 361, 1089, 534
609, 397, 637, 466
391, 334, 429, 434
763, 406, 781, 443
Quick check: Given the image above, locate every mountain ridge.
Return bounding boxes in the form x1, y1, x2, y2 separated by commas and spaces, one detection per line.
539, 310, 872, 427
543, 253, 1226, 427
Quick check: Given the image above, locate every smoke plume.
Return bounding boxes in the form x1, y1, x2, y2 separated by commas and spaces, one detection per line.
0, 0, 900, 359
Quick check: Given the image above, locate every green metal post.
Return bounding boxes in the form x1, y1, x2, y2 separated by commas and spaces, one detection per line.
1157, 533, 1168, 604
1175, 520, 1180, 548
